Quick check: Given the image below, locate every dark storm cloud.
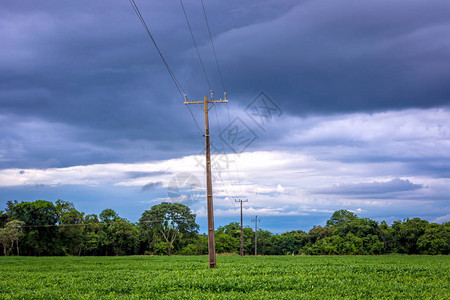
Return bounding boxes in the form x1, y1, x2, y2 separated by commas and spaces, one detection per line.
317, 178, 423, 196
1, 0, 449, 169
406, 161, 450, 179
1, 0, 300, 168
213, 0, 450, 113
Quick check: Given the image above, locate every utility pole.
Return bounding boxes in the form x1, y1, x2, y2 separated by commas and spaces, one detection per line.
184, 91, 228, 269
235, 199, 248, 256
251, 215, 260, 255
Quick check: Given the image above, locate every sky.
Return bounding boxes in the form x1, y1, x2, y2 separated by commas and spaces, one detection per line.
1, 0, 449, 233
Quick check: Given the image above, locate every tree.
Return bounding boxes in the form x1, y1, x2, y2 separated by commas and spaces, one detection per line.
327, 210, 357, 227
55, 200, 85, 255
139, 202, 199, 256
0, 228, 9, 255
308, 225, 333, 243
1, 201, 18, 228
12, 200, 58, 255
391, 218, 429, 254
2, 203, 448, 256
99, 209, 137, 256
99, 209, 119, 223
215, 231, 239, 253
5, 220, 25, 255
417, 223, 449, 254
0, 220, 25, 256
274, 230, 308, 255
82, 214, 101, 256
137, 218, 157, 255
0, 211, 8, 228
216, 222, 240, 254
378, 221, 394, 252
258, 229, 274, 255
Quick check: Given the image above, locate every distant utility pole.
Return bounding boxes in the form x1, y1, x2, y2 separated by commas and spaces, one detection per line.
235, 199, 248, 256
251, 215, 261, 255
184, 91, 228, 269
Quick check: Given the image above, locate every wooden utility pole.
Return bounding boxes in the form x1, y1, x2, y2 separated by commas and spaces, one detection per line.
184, 91, 227, 269
235, 199, 248, 256
251, 215, 260, 255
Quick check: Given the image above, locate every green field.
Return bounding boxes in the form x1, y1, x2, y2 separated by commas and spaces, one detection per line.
0, 255, 448, 299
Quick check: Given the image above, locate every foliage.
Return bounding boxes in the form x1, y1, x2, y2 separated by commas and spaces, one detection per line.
0, 220, 25, 256
99, 209, 137, 256
1, 200, 449, 256
139, 202, 198, 256
55, 200, 85, 256
11, 200, 58, 255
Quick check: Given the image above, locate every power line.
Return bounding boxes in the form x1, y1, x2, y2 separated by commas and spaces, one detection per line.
187, 104, 205, 138
197, 1, 244, 199
179, 0, 211, 90
128, 0, 185, 98
128, 0, 205, 144
18, 223, 99, 228
210, 101, 236, 207
19, 217, 197, 228
200, 0, 226, 92
128, 1, 243, 224
225, 103, 245, 198
198, 0, 241, 205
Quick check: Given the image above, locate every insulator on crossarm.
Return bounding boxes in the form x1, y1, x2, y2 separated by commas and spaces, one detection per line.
210, 90, 214, 100
224, 92, 227, 101
184, 94, 187, 102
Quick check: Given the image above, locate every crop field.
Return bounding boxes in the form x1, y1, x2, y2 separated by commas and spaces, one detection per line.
0, 255, 448, 299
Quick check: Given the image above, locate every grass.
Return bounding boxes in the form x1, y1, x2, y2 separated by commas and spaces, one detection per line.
0, 255, 448, 299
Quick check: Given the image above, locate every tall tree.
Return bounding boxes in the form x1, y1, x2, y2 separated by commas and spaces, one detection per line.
4, 220, 25, 255
326, 210, 358, 227
391, 218, 429, 254
12, 200, 58, 255
56, 200, 85, 255
99, 209, 136, 256
0, 220, 25, 256
139, 202, 199, 256
82, 214, 101, 256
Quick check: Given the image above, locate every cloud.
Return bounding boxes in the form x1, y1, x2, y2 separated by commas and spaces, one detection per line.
276, 184, 285, 193
1, 0, 450, 229
141, 181, 163, 192
318, 178, 423, 196
1, 0, 450, 173
432, 214, 450, 224
126, 171, 171, 179
215, 0, 450, 113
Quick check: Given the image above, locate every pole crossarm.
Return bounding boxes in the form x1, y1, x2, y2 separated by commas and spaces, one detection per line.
184, 99, 228, 112
184, 91, 228, 111
184, 99, 228, 105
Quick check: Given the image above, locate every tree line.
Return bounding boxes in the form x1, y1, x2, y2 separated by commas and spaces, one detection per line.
0, 200, 448, 256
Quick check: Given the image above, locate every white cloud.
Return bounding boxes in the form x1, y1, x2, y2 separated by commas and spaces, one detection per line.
432, 214, 450, 224
276, 184, 285, 193
1, 107, 449, 220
